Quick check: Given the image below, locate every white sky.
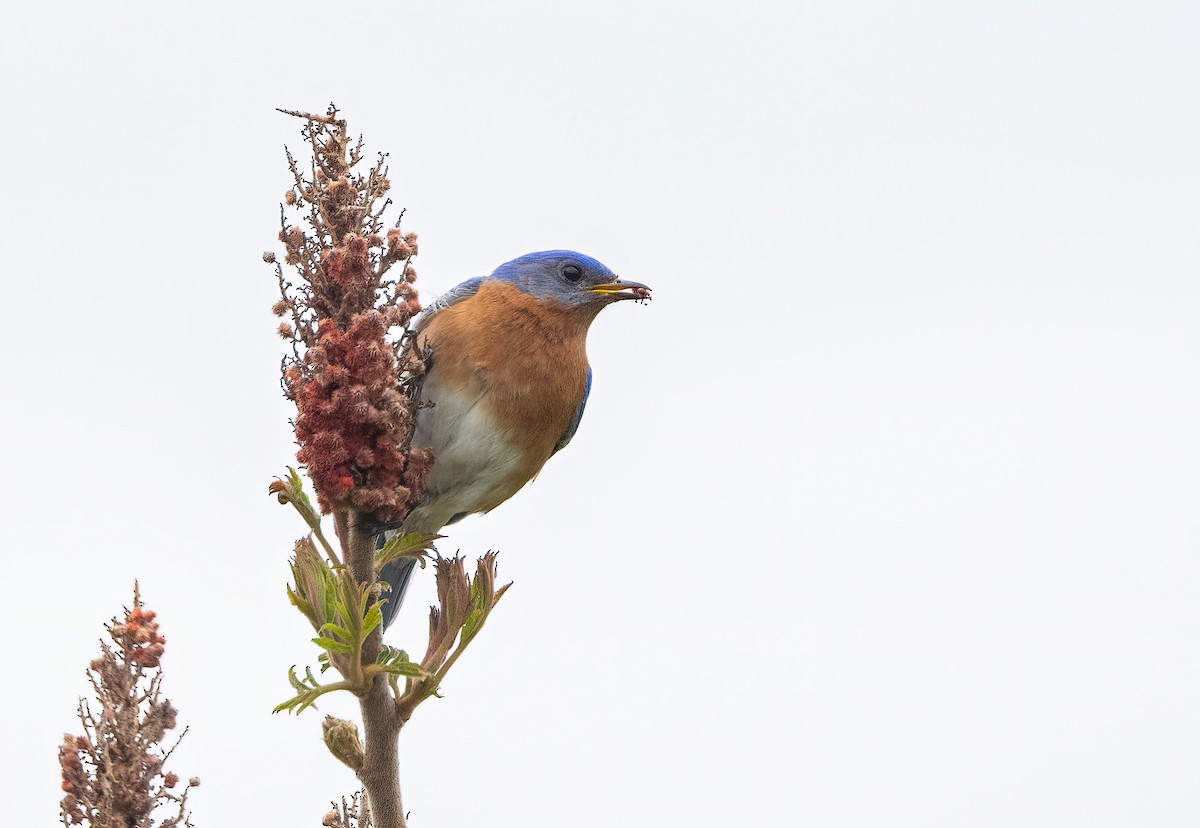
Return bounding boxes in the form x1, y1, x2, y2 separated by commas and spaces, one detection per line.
3, 2, 1198, 825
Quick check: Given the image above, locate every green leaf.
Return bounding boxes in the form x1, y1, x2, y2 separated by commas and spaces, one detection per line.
318, 623, 352, 642
362, 603, 384, 637
379, 660, 426, 677
289, 538, 341, 632
460, 608, 482, 646
357, 583, 373, 621
459, 574, 491, 645
330, 592, 354, 630
375, 532, 441, 569
283, 467, 324, 533
313, 636, 354, 654
378, 645, 411, 663
375, 646, 426, 677
275, 664, 356, 714
286, 666, 306, 692
272, 468, 341, 562
286, 586, 317, 626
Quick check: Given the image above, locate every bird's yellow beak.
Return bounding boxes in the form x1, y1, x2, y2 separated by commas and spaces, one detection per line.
587, 279, 652, 301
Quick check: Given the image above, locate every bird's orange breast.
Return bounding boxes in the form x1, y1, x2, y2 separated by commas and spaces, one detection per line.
418, 281, 592, 503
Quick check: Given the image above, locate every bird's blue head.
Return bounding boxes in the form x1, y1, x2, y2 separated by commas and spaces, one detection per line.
490, 250, 651, 311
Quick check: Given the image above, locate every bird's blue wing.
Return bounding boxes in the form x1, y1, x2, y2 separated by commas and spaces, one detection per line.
553, 365, 592, 455
378, 554, 418, 630
412, 276, 486, 333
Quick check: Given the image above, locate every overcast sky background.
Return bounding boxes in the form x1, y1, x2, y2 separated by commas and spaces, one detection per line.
3, 1, 1197, 825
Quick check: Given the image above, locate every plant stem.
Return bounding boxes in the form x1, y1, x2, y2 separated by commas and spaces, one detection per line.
338, 509, 406, 828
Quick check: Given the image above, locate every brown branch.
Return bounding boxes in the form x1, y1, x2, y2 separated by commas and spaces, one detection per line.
338, 508, 406, 828
277, 106, 343, 126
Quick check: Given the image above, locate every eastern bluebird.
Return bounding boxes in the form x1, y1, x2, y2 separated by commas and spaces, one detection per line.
379, 250, 651, 627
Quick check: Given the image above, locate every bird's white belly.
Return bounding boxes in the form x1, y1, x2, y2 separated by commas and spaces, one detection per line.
402, 377, 524, 533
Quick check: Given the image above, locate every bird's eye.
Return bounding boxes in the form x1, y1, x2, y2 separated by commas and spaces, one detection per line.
562, 265, 582, 282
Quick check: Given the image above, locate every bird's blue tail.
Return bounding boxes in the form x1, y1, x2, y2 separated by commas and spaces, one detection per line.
378, 552, 419, 630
